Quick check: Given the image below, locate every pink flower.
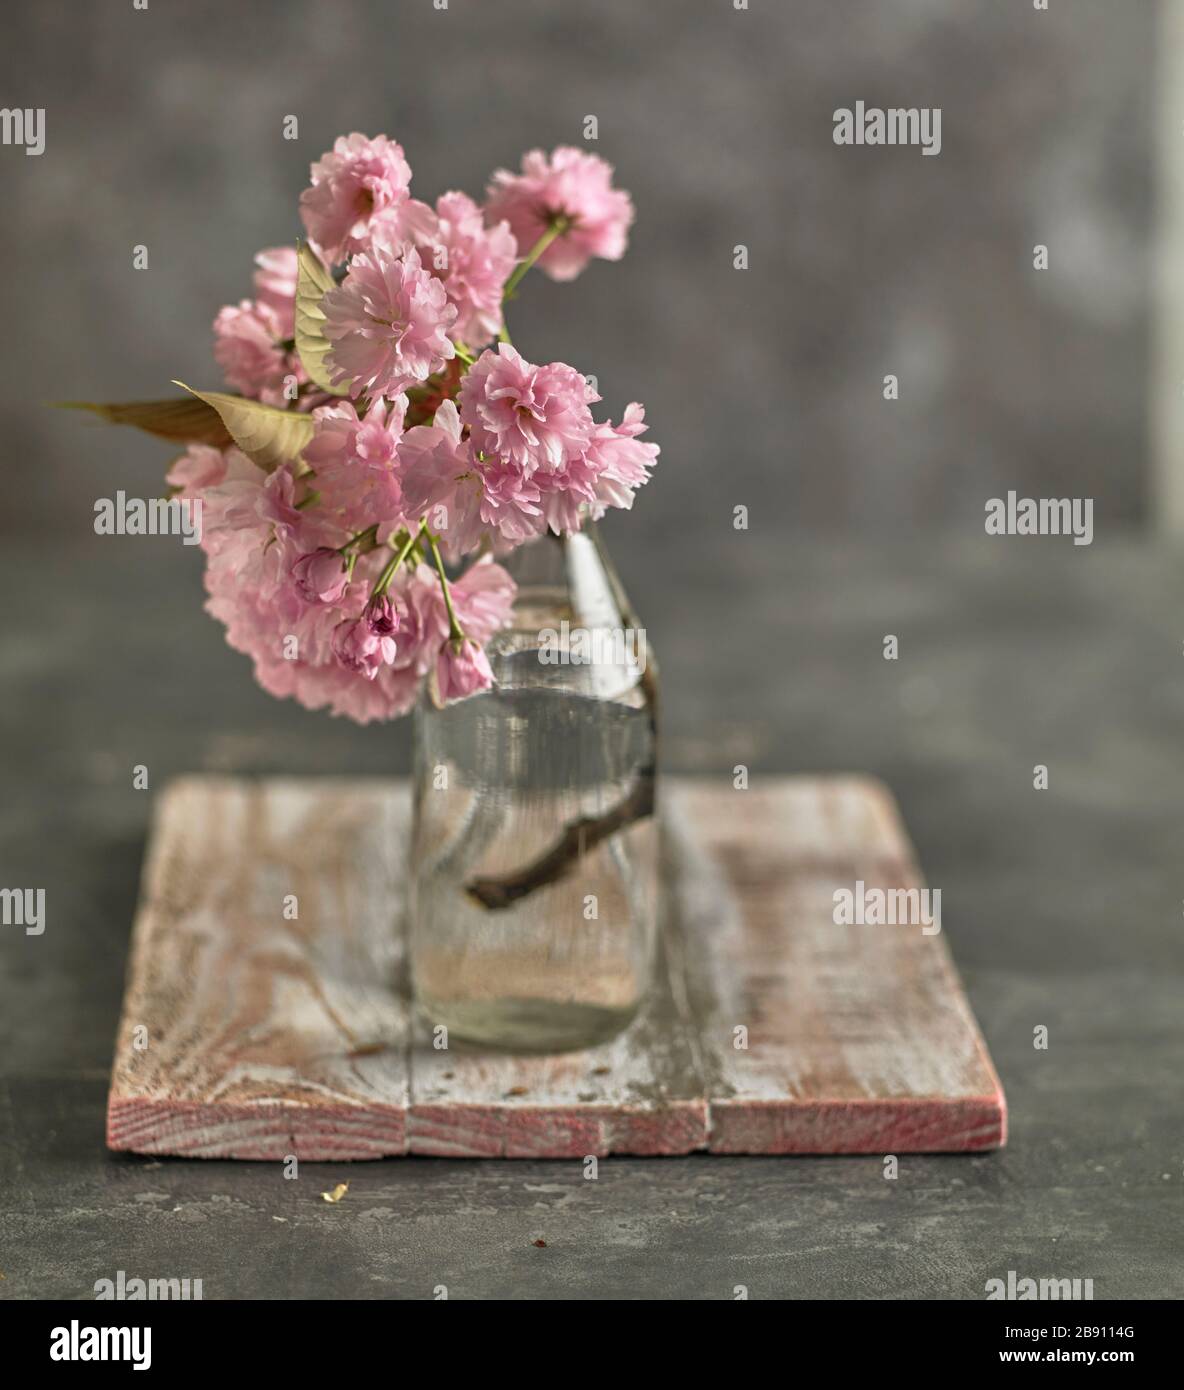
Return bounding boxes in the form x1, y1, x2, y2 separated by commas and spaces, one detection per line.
323, 664, 423, 722
178, 136, 660, 729
322, 243, 457, 399
477, 455, 545, 543
485, 147, 634, 281
259, 465, 307, 538
459, 344, 596, 472
397, 401, 485, 558
387, 564, 451, 675
585, 402, 660, 512
535, 456, 599, 535
387, 555, 515, 677
252, 246, 299, 338
332, 614, 397, 680
203, 528, 423, 724
213, 300, 300, 405
533, 404, 659, 532
190, 449, 268, 555
209, 462, 304, 540
167, 444, 236, 497
291, 547, 349, 605
434, 638, 493, 705
299, 133, 413, 264
199, 518, 513, 725
303, 397, 407, 530
449, 554, 517, 644
364, 593, 399, 637
424, 191, 517, 347
367, 197, 440, 252
205, 468, 343, 616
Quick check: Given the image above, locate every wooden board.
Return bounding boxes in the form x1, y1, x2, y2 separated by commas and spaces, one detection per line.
106, 776, 1005, 1159
670, 783, 1005, 1153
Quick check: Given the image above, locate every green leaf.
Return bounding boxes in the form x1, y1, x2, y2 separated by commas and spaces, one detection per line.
51, 397, 233, 446
172, 383, 315, 473
295, 242, 349, 396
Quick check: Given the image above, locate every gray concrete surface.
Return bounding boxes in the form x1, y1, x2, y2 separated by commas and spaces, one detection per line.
1, 528, 1181, 1299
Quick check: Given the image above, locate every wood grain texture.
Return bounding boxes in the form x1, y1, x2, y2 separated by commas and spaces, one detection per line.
670, 779, 1007, 1153
107, 776, 1005, 1159
107, 778, 410, 1159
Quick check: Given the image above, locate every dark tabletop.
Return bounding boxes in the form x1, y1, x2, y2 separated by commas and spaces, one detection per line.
2, 526, 1181, 1300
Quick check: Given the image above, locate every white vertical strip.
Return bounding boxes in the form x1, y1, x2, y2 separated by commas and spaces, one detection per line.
1151, 0, 1184, 532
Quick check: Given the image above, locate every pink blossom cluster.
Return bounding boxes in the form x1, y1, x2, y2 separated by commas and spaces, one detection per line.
302, 345, 658, 563
212, 248, 308, 407
186, 134, 654, 723
170, 445, 514, 723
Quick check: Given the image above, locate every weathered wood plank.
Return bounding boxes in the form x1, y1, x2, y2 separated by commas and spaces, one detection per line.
106, 777, 411, 1160
668, 778, 1006, 1153
107, 775, 1005, 1159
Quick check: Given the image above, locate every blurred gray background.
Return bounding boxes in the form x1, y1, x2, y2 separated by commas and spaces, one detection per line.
0, 0, 1158, 543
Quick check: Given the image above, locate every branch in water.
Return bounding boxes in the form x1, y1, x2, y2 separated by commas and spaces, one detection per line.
463, 769, 656, 911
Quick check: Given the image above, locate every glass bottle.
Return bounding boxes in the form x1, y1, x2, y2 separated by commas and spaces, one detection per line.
408, 523, 658, 1052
